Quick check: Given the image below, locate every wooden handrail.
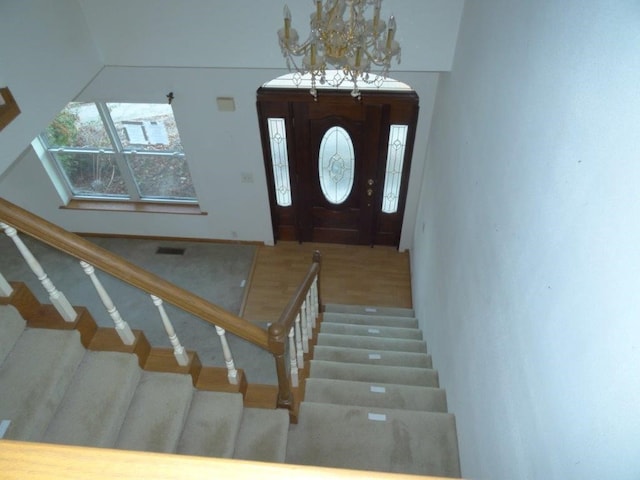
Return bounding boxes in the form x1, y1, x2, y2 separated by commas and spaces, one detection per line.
0, 440, 453, 480
269, 250, 321, 409
274, 250, 322, 335
0, 197, 270, 350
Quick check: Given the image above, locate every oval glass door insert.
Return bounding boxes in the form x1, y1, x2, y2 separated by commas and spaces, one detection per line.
319, 126, 355, 204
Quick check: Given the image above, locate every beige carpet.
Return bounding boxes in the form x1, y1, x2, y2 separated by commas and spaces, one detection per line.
0, 305, 288, 463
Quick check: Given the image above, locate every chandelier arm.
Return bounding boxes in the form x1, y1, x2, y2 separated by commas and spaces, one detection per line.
282, 39, 314, 57
278, 0, 400, 96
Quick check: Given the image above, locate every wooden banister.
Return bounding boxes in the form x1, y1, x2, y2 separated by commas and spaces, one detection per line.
0, 197, 269, 350
270, 250, 322, 410
0, 440, 452, 480
274, 251, 321, 335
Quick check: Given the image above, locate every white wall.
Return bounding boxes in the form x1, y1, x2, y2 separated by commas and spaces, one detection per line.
412, 1, 640, 478
1, 66, 281, 243
0, 65, 440, 244
0, 0, 102, 174
0, 0, 460, 247
78, 0, 463, 72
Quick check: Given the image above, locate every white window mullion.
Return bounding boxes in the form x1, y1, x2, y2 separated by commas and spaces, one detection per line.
96, 102, 141, 201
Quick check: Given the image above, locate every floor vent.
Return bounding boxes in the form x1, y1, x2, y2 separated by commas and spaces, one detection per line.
155, 247, 186, 255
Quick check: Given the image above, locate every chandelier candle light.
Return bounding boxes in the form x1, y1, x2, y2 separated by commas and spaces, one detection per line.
278, 0, 401, 99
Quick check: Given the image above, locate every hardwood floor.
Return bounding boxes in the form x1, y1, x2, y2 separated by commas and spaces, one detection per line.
242, 242, 413, 324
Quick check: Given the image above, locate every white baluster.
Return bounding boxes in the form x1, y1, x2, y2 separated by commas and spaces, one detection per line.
300, 299, 310, 353
1, 222, 76, 322
305, 289, 313, 335
80, 261, 134, 345
294, 312, 304, 368
288, 326, 299, 388
0, 271, 13, 296
150, 295, 189, 366
311, 275, 319, 328
214, 325, 239, 385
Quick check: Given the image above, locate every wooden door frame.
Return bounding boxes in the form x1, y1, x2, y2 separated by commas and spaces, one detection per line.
256, 87, 419, 246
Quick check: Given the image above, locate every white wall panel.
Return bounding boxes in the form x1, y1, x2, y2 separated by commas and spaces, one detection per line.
413, 1, 640, 478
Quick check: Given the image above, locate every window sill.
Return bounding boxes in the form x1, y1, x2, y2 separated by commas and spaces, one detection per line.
61, 199, 207, 216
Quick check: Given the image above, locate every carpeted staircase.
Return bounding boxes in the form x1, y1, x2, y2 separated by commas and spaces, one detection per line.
0, 300, 460, 477
288, 303, 461, 477
0, 303, 289, 463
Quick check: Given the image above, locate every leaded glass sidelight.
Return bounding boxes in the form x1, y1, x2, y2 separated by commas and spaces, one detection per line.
319, 126, 355, 205
381, 124, 408, 213
267, 118, 292, 207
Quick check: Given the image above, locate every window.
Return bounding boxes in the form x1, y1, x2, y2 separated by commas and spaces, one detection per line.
39, 102, 198, 206
381, 124, 408, 214
318, 126, 355, 205
267, 118, 292, 207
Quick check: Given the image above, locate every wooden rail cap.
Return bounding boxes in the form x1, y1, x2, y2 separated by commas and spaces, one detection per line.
0, 440, 455, 480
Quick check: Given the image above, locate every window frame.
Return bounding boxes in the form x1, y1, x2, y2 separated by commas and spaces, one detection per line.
37, 101, 202, 213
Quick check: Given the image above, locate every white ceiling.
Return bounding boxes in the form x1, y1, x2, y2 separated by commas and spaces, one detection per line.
78, 0, 464, 72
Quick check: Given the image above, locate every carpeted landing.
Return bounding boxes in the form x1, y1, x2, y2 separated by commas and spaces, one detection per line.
0, 302, 460, 477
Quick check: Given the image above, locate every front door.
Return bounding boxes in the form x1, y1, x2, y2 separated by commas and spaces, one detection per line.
257, 88, 418, 246
294, 101, 384, 244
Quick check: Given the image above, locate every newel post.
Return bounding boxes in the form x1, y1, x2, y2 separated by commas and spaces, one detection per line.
268, 323, 293, 410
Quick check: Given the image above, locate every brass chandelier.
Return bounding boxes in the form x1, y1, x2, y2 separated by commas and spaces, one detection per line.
278, 0, 401, 99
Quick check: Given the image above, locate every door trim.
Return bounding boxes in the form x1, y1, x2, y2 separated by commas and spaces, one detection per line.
257, 88, 419, 246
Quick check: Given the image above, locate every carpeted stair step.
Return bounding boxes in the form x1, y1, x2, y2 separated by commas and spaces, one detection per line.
324, 303, 415, 318
0, 305, 26, 365
0, 328, 85, 441
314, 345, 432, 368
286, 402, 460, 477
317, 333, 427, 353
310, 360, 439, 387
322, 311, 418, 329
233, 407, 290, 463
42, 351, 141, 447
304, 378, 448, 412
319, 322, 423, 341
115, 371, 194, 453
177, 391, 244, 458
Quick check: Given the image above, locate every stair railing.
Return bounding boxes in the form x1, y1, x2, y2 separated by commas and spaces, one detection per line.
1, 222, 77, 322
0, 197, 321, 411
0, 197, 267, 373
269, 250, 322, 410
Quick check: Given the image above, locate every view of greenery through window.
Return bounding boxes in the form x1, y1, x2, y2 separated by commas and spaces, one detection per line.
41, 102, 197, 201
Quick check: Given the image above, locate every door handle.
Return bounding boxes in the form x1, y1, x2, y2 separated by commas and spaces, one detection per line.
367, 178, 374, 197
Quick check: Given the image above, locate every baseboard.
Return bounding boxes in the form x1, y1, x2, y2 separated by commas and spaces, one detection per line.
74, 232, 265, 247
